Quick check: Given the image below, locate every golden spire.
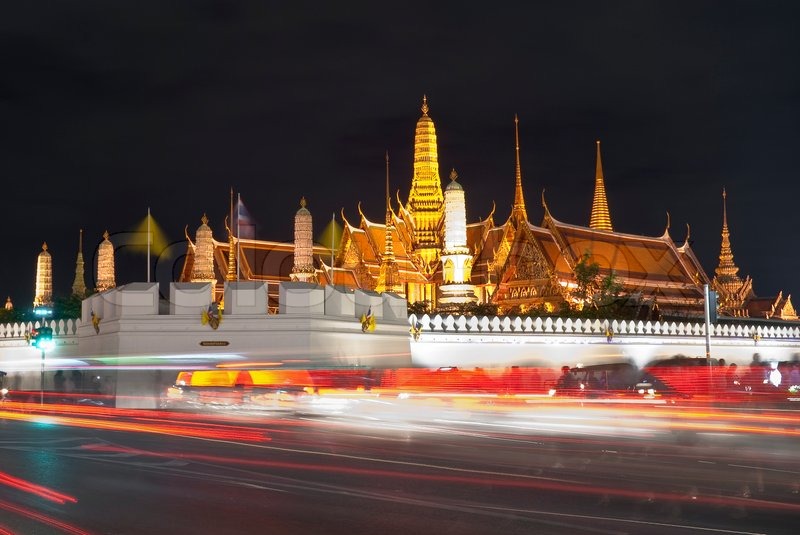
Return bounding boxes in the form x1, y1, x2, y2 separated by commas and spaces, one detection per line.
589, 140, 613, 231
407, 95, 444, 270
377, 151, 401, 293
712, 188, 753, 313
715, 188, 740, 281
71, 228, 87, 297
510, 114, 528, 224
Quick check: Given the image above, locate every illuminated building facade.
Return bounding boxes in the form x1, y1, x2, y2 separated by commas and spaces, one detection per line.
174, 97, 793, 321
33, 242, 53, 308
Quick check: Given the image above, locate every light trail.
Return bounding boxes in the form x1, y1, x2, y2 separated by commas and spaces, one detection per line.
0, 470, 77, 505
0, 498, 91, 535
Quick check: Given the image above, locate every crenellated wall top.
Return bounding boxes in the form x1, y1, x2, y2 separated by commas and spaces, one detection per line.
408, 314, 800, 340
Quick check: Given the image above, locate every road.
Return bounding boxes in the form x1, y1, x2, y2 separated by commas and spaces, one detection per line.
0, 397, 798, 534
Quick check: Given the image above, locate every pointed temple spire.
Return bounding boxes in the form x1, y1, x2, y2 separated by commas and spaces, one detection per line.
377, 151, 401, 293
715, 188, 740, 282
712, 188, 753, 315
589, 140, 613, 232
71, 229, 87, 298
407, 94, 444, 272
510, 114, 528, 225
33, 242, 53, 308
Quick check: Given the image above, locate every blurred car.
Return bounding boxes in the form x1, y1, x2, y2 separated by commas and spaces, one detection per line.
549, 362, 686, 401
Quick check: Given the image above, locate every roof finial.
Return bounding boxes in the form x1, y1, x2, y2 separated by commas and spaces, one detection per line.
722, 187, 728, 229
42, 242, 48, 251
300, 196, 307, 208
449, 168, 458, 182
201, 213, 208, 225
78, 228, 83, 252
103, 230, 109, 240
421, 94, 429, 115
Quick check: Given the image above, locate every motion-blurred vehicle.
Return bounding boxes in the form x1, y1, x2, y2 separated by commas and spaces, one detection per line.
549, 362, 685, 401
162, 369, 315, 409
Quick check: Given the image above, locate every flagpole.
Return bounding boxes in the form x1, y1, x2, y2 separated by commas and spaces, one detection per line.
237, 193, 241, 282
147, 207, 151, 283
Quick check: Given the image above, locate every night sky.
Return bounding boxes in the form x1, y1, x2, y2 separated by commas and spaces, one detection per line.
3, 1, 799, 311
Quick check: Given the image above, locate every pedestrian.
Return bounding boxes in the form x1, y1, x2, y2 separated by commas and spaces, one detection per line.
54, 370, 66, 392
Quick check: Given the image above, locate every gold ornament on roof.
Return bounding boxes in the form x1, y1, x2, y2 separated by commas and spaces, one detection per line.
421, 94, 429, 115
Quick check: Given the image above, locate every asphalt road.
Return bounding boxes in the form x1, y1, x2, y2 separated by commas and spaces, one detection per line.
0, 399, 798, 535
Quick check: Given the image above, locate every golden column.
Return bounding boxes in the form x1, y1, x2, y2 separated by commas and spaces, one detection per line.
96, 231, 116, 292
406, 95, 444, 272
291, 198, 317, 283
191, 214, 217, 284
589, 140, 613, 231
33, 242, 53, 307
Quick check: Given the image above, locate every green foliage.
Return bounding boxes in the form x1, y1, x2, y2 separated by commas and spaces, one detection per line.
408, 300, 431, 316
573, 252, 600, 305
52, 294, 83, 319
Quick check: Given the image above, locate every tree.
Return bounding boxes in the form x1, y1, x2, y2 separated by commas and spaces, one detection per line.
573, 252, 599, 307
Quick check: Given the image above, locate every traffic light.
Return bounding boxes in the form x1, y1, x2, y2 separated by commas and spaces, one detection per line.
708, 291, 718, 324
32, 327, 54, 349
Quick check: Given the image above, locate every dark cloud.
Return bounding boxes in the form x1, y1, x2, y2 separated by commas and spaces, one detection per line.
2, 1, 799, 309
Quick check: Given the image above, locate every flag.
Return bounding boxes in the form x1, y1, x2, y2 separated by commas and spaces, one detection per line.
317, 213, 343, 264
233, 196, 257, 240
360, 305, 376, 333
129, 211, 170, 254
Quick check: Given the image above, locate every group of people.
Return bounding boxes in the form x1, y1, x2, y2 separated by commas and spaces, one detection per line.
718, 353, 800, 392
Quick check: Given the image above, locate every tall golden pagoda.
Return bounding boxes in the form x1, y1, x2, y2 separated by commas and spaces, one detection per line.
376, 152, 402, 293
406, 95, 444, 273
589, 140, 613, 231
712, 189, 753, 315
33, 242, 53, 307
71, 229, 87, 298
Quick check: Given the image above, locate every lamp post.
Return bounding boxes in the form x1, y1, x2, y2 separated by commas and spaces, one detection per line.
32, 326, 54, 405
